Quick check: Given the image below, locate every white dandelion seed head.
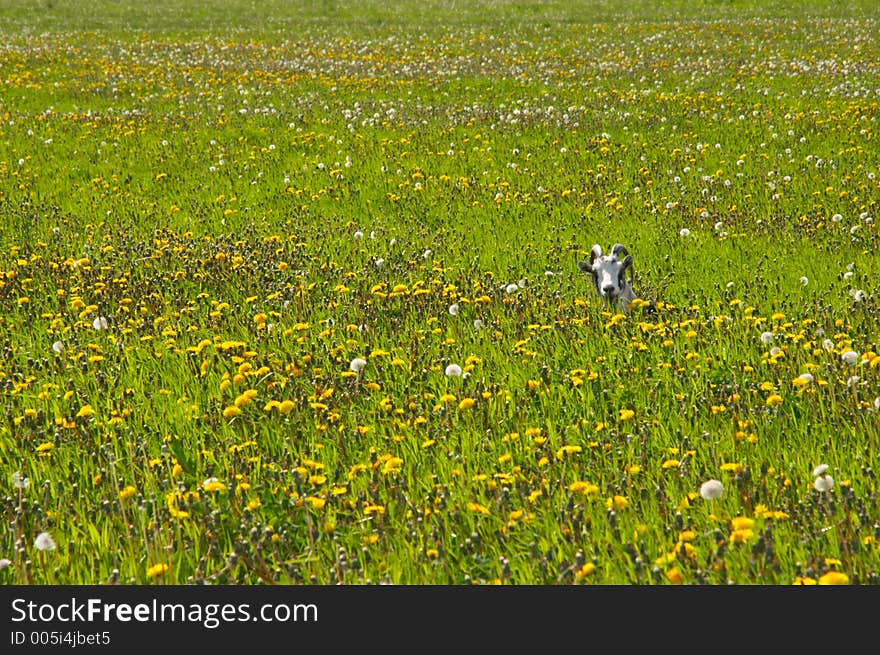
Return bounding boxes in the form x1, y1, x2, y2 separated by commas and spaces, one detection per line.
812, 464, 829, 477
389, 238, 397, 246
841, 350, 859, 366
797, 373, 814, 384
814, 475, 834, 493
823, 339, 835, 351
0, 558, 11, 570
831, 213, 843, 223
444, 363, 462, 377
505, 283, 519, 294
847, 375, 860, 388
92, 316, 108, 330
349, 357, 367, 372
873, 397, 880, 411
473, 319, 484, 330
699, 479, 724, 501
12, 472, 30, 489
843, 271, 853, 280
448, 303, 460, 316
760, 331, 774, 345
34, 532, 56, 552
770, 346, 781, 357
799, 276, 809, 286
52, 340, 64, 354
851, 289, 866, 302
353, 230, 364, 240
423, 249, 432, 259
374, 258, 384, 267
679, 228, 691, 237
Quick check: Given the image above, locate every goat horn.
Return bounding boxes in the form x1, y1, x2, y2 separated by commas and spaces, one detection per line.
611, 244, 628, 258
620, 254, 634, 284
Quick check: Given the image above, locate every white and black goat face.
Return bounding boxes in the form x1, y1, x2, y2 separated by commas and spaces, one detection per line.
578, 243, 636, 309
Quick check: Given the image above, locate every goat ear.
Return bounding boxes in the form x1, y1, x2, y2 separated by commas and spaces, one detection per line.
590, 244, 602, 263
577, 260, 592, 274
621, 254, 633, 269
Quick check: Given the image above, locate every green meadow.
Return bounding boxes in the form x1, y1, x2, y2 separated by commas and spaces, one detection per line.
1, 0, 878, 584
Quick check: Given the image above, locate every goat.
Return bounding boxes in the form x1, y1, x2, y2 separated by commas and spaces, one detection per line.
577, 243, 637, 312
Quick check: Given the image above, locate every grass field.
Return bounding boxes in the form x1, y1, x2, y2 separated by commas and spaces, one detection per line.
1, 0, 879, 585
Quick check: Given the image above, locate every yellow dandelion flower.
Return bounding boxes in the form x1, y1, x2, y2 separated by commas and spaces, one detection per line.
348, 464, 367, 479
606, 495, 629, 510
568, 481, 600, 498
666, 567, 683, 584
222, 405, 242, 419
305, 496, 326, 510
793, 576, 818, 585
76, 405, 95, 418
818, 571, 849, 585
36, 442, 54, 453
203, 478, 226, 492
381, 457, 403, 474
730, 528, 754, 543
618, 408, 635, 421
575, 562, 596, 579
555, 444, 582, 459
467, 502, 490, 515
766, 393, 784, 406
166, 492, 190, 519
675, 541, 696, 558
118, 486, 137, 501
731, 516, 755, 531
234, 389, 258, 407
147, 563, 169, 578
